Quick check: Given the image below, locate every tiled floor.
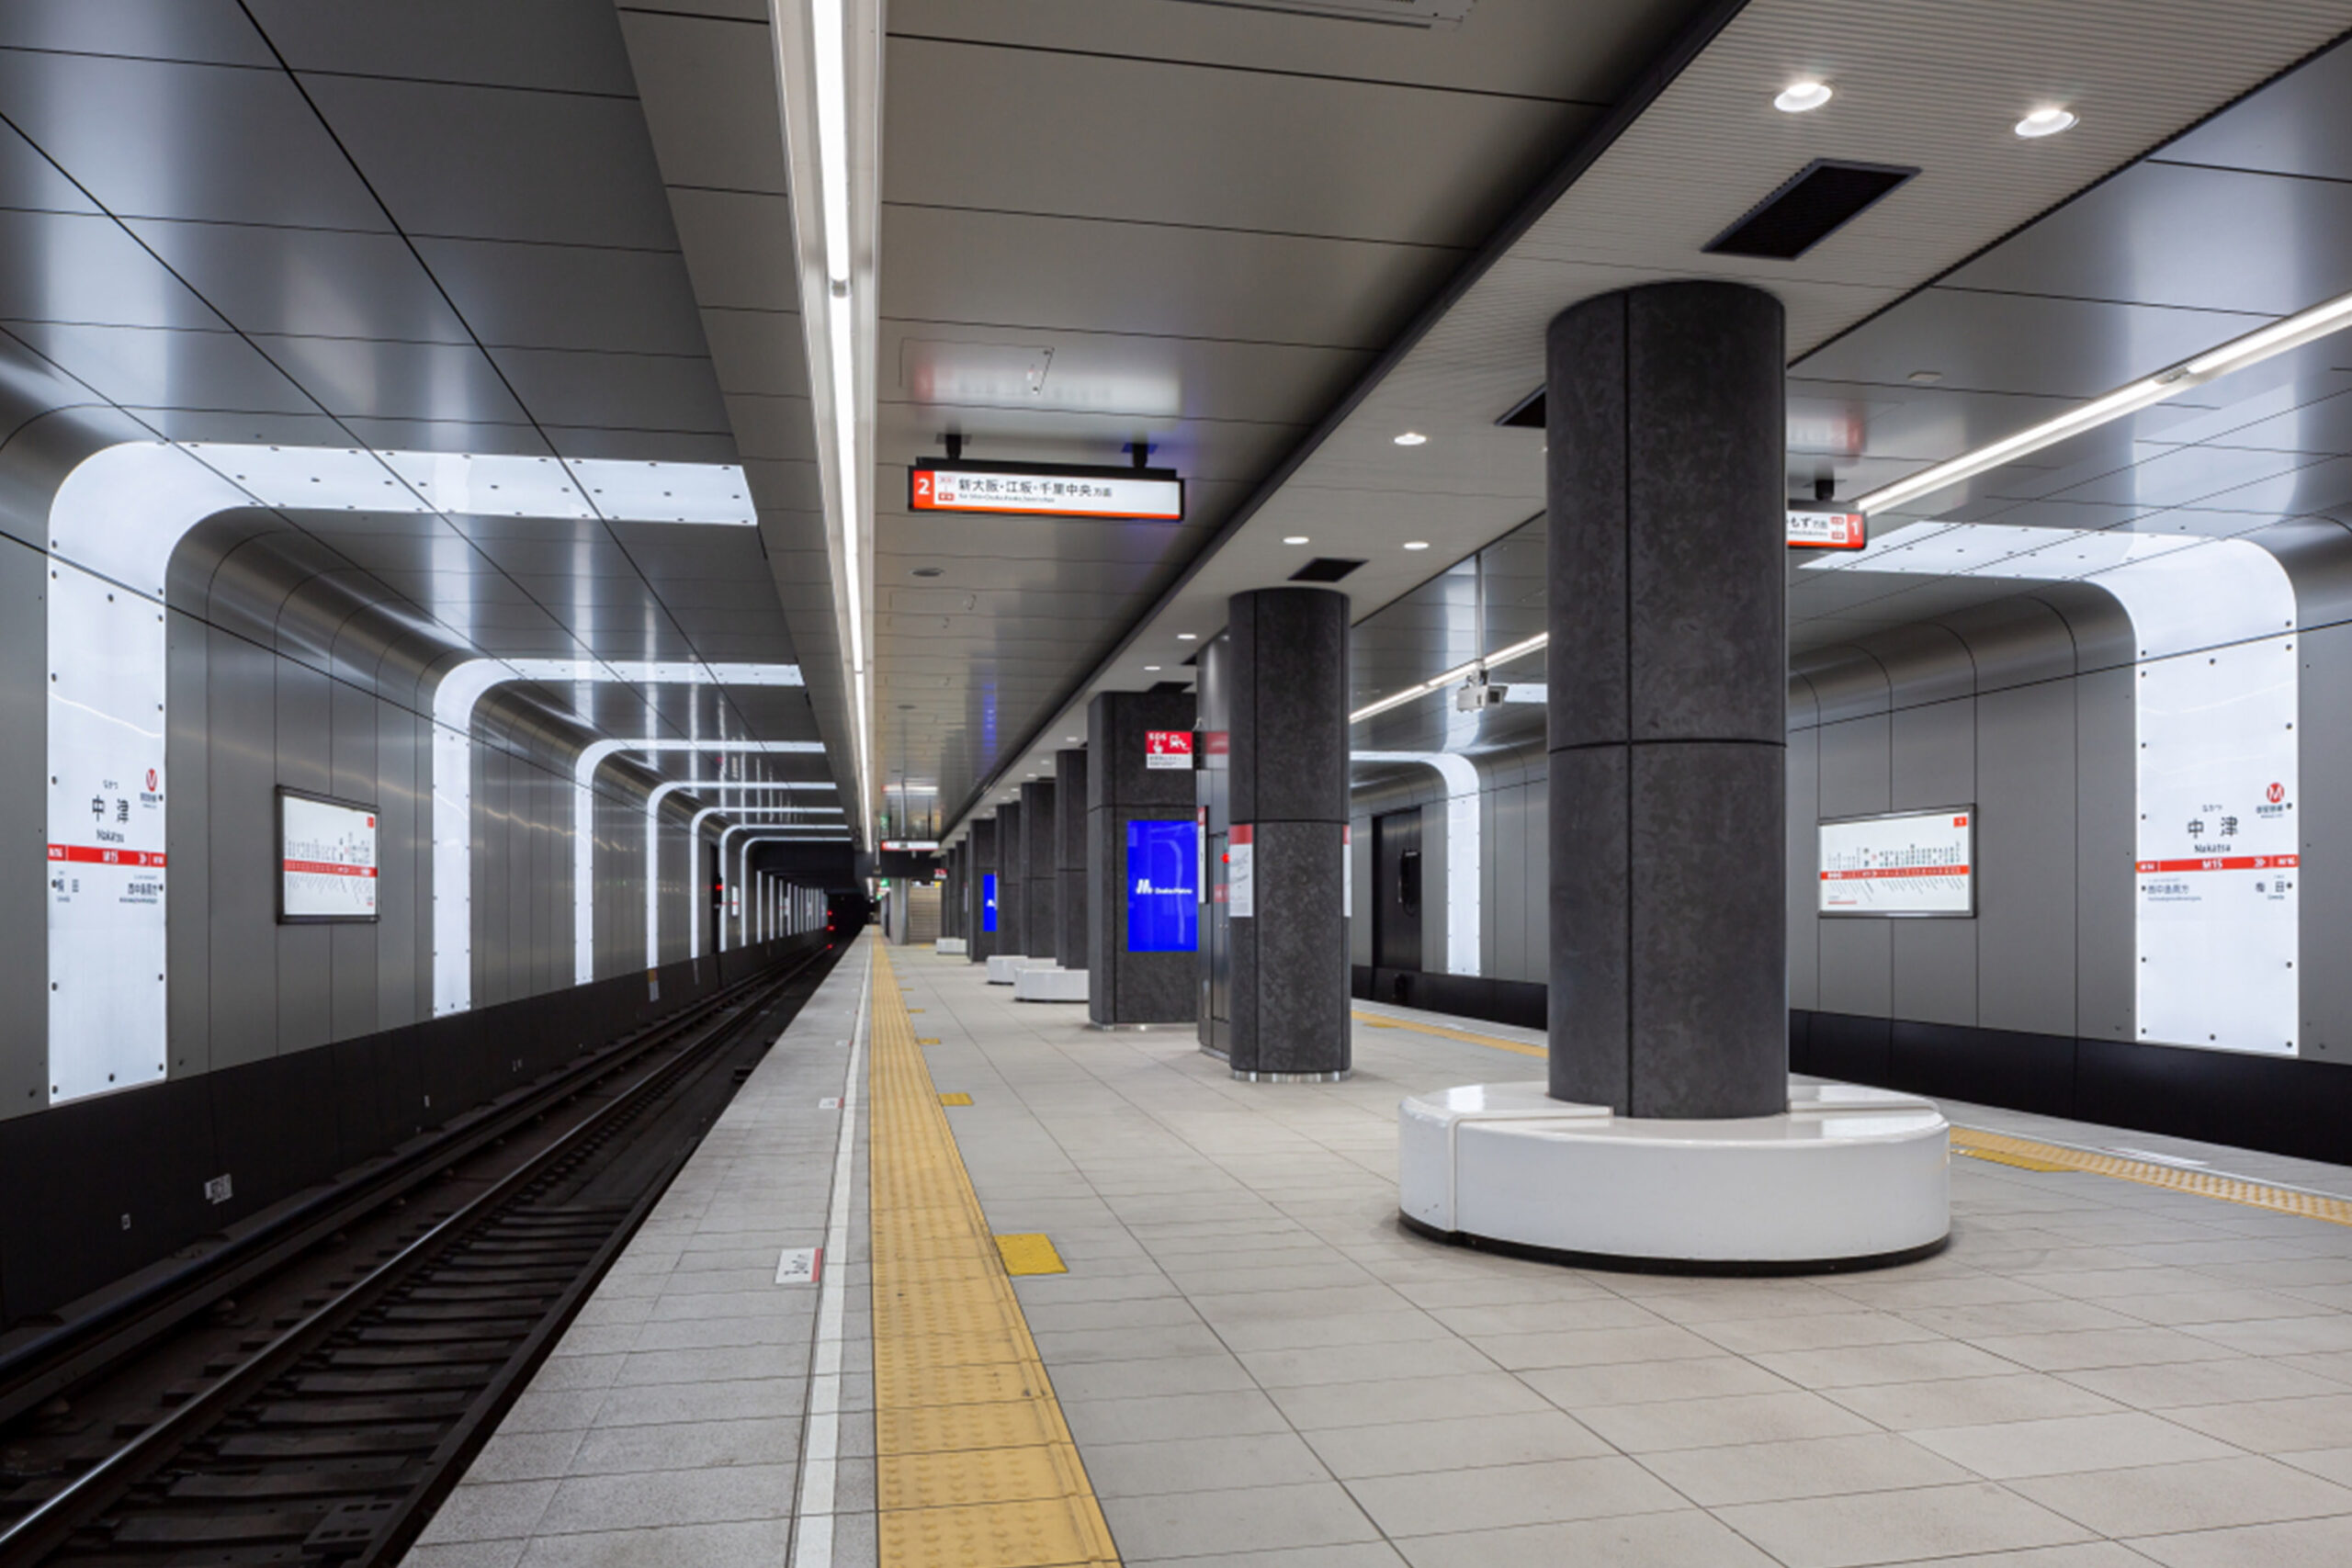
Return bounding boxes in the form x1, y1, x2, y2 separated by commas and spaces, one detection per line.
403, 947, 876, 1568
416, 943, 2352, 1566
911, 960, 2352, 1568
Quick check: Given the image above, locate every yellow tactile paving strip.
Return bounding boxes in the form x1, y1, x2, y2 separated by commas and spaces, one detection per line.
1348, 1009, 2352, 1231
1950, 1127, 2352, 1229
867, 948, 1121, 1568
1350, 1008, 1546, 1059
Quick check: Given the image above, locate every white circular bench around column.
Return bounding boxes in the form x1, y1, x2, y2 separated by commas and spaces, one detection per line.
1398, 1079, 1951, 1272
1012, 966, 1089, 1003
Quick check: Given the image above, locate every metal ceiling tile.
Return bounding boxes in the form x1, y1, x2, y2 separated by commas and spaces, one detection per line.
0, 0, 273, 66
251, 333, 528, 424
666, 190, 802, 312
882, 203, 1458, 351
616, 8, 788, 196
704, 309, 812, 398
2161, 36, 2352, 184
0, 49, 389, 230
6, 320, 311, 412
484, 344, 729, 433
413, 235, 710, 355
722, 394, 820, 463
887, 33, 1591, 248
300, 74, 678, 249
544, 427, 742, 464
248, 0, 639, 95
338, 417, 551, 457
0, 118, 99, 212
125, 218, 473, 343
1942, 160, 2352, 321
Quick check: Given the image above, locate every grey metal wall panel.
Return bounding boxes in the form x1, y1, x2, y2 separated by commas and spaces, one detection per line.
1891, 919, 1977, 1026
166, 604, 211, 1078
1, 545, 49, 1114
1815, 714, 1892, 821
1817, 916, 1892, 1018
276, 657, 335, 1059
329, 678, 377, 1044
2075, 665, 2136, 1043
1976, 680, 2078, 1036
1349, 811, 1372, 966
1421, 790, 1448, 975
1786, 725, 1819, 1011
2301, 621, 2352, 1059
1523, 775, 1548, 986
379, 701, 422, 1030
1864, 623, 1973, 709
1491, 785, 1521, 983
1890, 699, 1973, 811
208, 626, 277, 1069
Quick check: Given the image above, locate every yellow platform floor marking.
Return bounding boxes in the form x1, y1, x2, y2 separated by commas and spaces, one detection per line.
1950, 1127, 2352, 1228
939, 1091, 973, 1106
996, 1234, 1068, 1277
867, 948, 1120, 1568
1350, 1009, 1546, 1060
918, 1037, 941, 1045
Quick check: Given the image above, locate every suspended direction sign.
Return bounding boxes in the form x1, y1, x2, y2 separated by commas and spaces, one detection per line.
1787, 508, 1867, 549
910, 461, 1183, 521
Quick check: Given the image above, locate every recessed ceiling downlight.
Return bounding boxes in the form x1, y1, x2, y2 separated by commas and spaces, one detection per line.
1403, 540, 1430, 551
1394, 432, 1429, 446
1774, 80, 1832, 114
2016, 107, 2077, 138
1283, 535, 1310, 545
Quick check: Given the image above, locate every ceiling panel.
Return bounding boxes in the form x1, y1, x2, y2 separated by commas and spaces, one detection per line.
128, 219, 472, 343
0, 49, 388, 229
486, 344, 729, 432
253, 333, 529, 423
0, 209, 220, 328
0, 0, 271, 66
413, 236, 710, 355
247, 0, 640, 94
7, 320, 310, 412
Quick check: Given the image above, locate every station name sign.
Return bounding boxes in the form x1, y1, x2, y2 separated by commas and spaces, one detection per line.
1787, 508, 1866, 550
880, 839, 939, 852
910, 460, 1183, 522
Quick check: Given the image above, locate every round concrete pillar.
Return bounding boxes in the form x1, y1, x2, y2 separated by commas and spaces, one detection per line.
1545, 280, 1788, 1119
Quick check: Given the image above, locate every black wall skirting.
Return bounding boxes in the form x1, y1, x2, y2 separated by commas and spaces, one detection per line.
1352, 965, 1547, 1032
0, 931, 842, 1328
1347, 966, 2352, 1170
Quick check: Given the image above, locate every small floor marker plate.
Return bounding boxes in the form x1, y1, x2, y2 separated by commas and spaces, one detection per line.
918, 1037, 941, 1045
819, 1097, 842, 1110
995, 1233, 1067, 1276
938, 1091, 973, 1106
776, 1247, 821, 1285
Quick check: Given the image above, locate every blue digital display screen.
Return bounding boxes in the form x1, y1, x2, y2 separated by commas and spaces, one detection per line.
1125, 819, 1198, 953
982, 873, 998, 933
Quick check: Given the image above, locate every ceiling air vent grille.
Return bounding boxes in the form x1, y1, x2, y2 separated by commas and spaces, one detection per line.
1289, 557, 1365, 583
1704, 160, 1918, 261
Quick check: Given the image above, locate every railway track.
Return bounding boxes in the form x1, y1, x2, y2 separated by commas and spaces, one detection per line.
0, 939, 844, 1566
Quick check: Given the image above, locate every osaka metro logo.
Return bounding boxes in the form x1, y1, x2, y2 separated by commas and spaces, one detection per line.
2268, 782, 2286, 804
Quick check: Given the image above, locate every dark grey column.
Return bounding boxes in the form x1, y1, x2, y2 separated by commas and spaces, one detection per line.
1223, 587, 1351, 1079
1546, 280, 1787, 1119
944, 840, 964, 940
1055, 749, 1088, 970
1088, 689, 1197, 1026
1019, 779, 1057, 962
967, 817, 998, 963
996, 801, 1026, 956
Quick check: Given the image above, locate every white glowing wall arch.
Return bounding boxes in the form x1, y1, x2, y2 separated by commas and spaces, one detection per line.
1814, 523, 2299, 1055
1351, 750, 1482, 976
719, 822, 851, 951
44, 440, 753, 1105
645, 782, 839, 966
427, 661, 805, 1015
571, 739, 828, 984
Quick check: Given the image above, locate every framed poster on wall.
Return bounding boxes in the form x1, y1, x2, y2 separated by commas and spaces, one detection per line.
278, 788, 379, 923
1818, 807, 1974, 918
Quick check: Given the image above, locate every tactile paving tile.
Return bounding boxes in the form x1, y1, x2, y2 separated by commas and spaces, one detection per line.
1951, 1126, 2352, 1225
865, 950, 1120, 1565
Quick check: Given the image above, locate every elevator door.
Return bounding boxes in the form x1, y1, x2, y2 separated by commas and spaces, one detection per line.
1374, 807, 1423, 974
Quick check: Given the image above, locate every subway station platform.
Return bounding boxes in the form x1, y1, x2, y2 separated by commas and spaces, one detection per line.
411, 937, 2352, 1567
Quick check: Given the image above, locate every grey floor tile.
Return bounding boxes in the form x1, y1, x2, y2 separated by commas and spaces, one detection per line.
1061, 1387, 1296, 1446
2009, 1454, 2352, 1536
566, 1417, 799, 1476
413, 1480, 560, 1545
1080, 1430, 1334, 1497
1393, 1506, 1780, 1568
1824, 1372, 2128, 1430
1267, 1371, 1555, 1430
2060, 1357, 2346, 1409
1747, 1337, 2030, 1389
1637, 1432, 1976, 1506
1238, 1337, 1498, 1388
1713, 1481, 2096, 1568
1520, 1355, 1795, 1410
1102, 1479, 1382, 1559
2123, 1512, 2352, 1566
511, 1517, 794, 1568
1695, 1313, 1944, 1356
1908, 1410, 2239, 1479
1574, 1389, 1880, 1453
1347, 1454, 1686, 1536
2165, 1393, 2352, 1453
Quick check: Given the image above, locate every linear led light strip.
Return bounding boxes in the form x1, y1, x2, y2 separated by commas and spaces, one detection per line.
779, 0, 881, 854
1350, 632, 1548, 725
1855, 284, 2352, 517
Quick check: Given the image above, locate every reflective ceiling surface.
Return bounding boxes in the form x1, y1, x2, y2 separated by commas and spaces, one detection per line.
0, 1, 828, 802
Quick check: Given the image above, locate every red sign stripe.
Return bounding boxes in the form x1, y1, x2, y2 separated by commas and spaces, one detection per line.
49, 844, 165, 867
2136, 854, 2299, 874
1820, 864, 1968, 881
283, 860, 378, 877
